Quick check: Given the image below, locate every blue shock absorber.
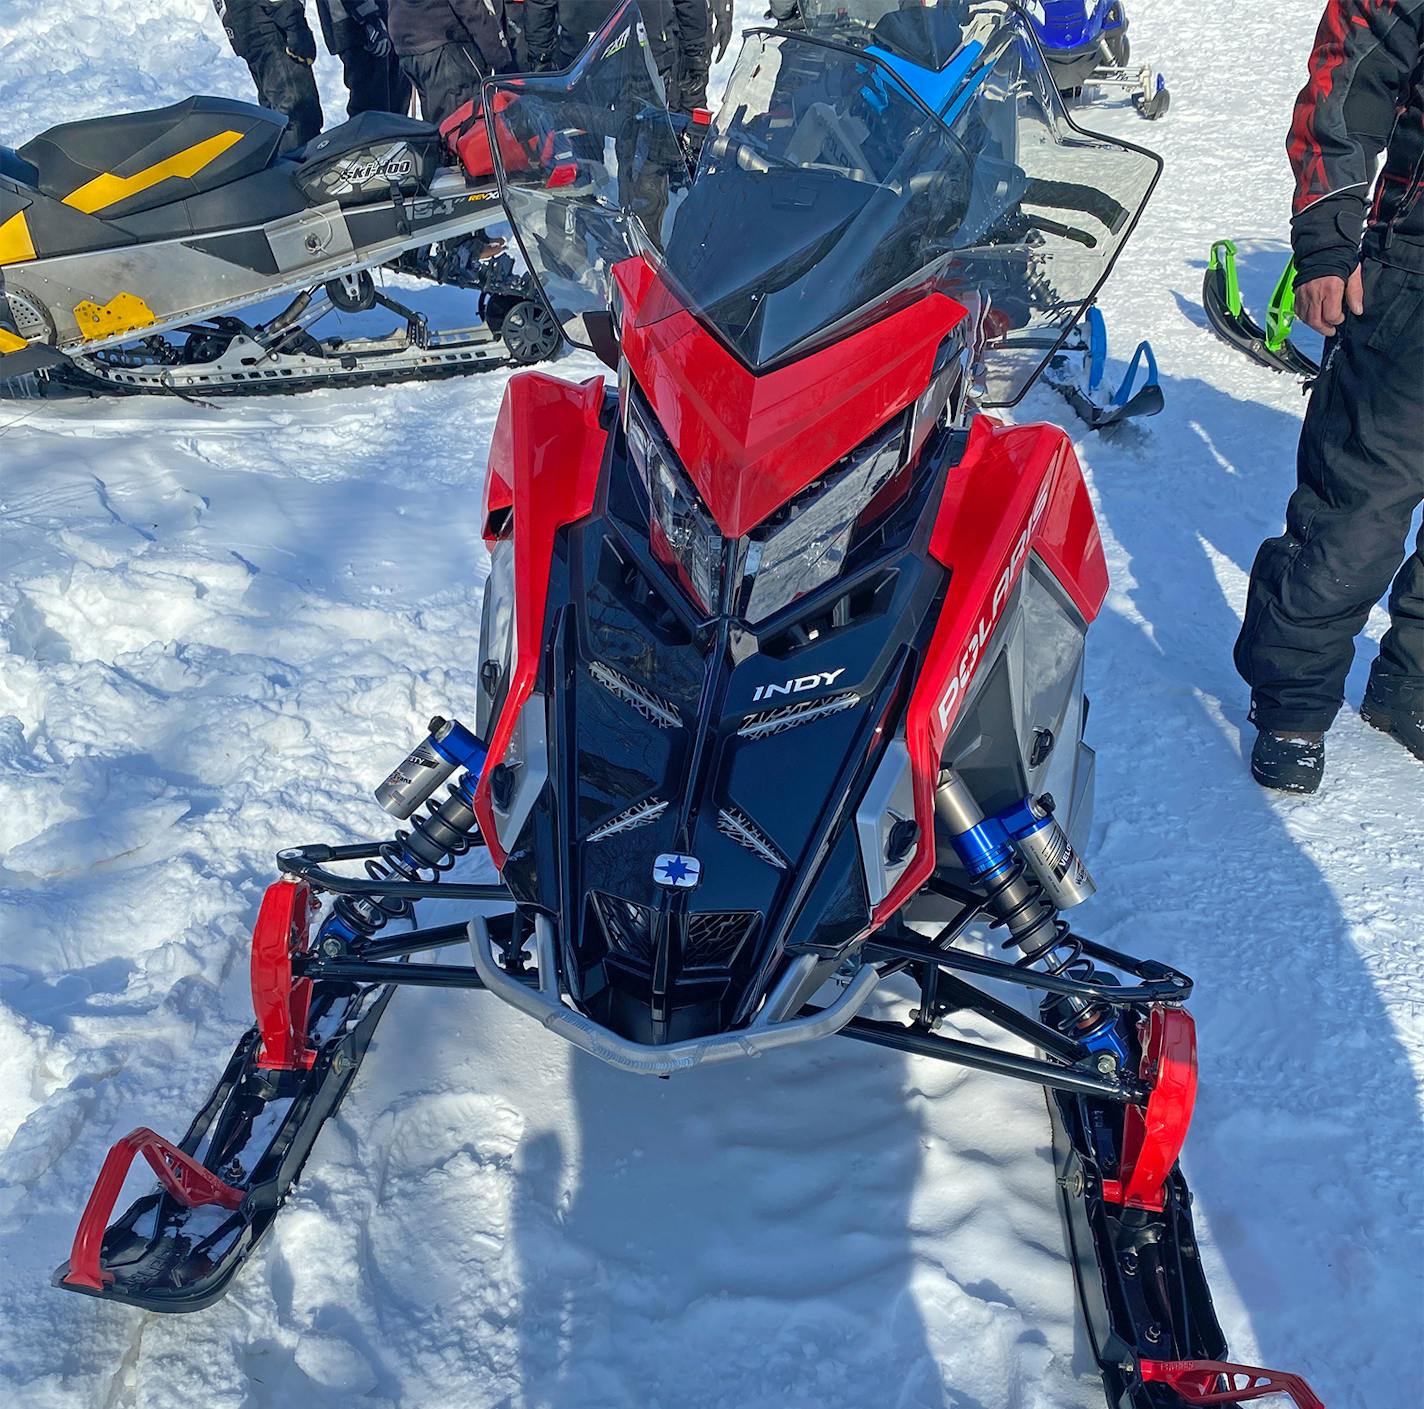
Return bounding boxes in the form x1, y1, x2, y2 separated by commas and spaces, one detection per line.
937, 773, 1130, 1070
319, 718, 488, 950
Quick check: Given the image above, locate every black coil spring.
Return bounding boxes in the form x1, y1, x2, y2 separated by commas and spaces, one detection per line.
979, 854, 1095, 982
329, 777, 478, 940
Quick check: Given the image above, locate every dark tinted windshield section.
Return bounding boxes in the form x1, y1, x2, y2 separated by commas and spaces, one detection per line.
662, 33, 968, 368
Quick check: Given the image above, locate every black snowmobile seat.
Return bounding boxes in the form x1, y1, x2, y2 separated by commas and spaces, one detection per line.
16, 96, 287, 221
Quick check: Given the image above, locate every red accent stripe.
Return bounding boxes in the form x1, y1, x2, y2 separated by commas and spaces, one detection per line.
1287, 1, 1397, 214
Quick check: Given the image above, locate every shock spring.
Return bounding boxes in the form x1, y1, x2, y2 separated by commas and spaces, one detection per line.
325, 773, 482, 943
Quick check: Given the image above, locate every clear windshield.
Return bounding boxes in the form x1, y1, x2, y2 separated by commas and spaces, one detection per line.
486, 1, 1159, 402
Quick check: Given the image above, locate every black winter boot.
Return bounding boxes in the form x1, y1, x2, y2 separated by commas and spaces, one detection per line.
1361, 679, 1424, 763
1250, 730, 1326, 794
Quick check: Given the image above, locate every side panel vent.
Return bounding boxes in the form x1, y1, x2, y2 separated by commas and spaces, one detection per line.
738, 691, 861, 741
716, 806, 788, 868
589, 661, 682, 729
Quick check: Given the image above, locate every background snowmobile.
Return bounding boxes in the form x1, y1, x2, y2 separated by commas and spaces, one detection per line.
1202, 239, 1321, 378
53, 6, 1321, 1407
1028, 0, 1170, 120
0, 95, 562, 397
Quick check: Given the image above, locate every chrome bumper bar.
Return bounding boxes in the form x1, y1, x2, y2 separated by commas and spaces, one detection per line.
468, 915, 880, 1077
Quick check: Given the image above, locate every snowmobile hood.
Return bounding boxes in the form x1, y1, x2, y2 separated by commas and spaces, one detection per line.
612, 255, 967, 537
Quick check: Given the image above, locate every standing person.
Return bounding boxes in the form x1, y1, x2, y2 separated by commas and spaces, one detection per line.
1235, 0, 1424, 793
386, 0, 514, 125
525, 0, 709, 113
314, 0, 414, 117
214, 0, 325, 151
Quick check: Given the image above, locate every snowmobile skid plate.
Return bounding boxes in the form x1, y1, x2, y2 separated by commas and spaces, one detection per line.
1201, 241, 1320, 379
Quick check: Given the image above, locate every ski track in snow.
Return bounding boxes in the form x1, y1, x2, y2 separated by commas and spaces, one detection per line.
0, 3, 1420, 1407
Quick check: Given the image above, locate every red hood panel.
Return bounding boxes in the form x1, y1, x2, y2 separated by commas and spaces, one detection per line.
613, 257, 966, 538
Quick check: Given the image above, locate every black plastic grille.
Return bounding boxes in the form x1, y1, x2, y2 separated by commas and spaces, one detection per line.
593, 893, 654, 966
683, 911, 758, 972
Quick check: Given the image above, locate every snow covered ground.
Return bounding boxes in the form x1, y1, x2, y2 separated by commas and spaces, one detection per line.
1, 3, 1420, 1407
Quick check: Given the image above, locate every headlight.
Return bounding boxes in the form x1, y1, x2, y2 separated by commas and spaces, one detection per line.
741, 415, 905, 623
624, 384, 910, 623
476, 536, 517, 741
627, 392, 729, 615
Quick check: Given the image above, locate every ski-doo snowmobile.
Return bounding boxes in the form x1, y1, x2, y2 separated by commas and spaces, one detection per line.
1202, 239, 1321, 378
1028, 0, 1169, 120
54, 6, 1322, 1406
0, 96, 562, 396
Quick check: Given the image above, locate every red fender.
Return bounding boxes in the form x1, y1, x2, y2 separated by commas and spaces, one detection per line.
873, 418, 1108, 925
474, 372, 609, 866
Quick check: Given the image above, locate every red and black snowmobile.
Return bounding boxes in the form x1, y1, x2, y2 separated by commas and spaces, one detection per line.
54, 5, 1323, 1406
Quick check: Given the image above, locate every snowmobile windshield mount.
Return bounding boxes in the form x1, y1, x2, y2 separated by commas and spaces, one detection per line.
486, 0, 1160, 403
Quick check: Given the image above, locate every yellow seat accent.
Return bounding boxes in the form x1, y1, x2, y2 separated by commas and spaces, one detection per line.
0, 210, 37, 264
63, 129, 245, 215
73, 291, 157, 340
0, 327, 28, 354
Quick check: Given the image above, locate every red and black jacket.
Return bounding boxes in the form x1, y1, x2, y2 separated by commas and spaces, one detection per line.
1289, 0, 1424, 281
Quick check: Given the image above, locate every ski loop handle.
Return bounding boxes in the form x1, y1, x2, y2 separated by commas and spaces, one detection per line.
63, 1127, 243, 1291
1139, 1358, 1325, 1408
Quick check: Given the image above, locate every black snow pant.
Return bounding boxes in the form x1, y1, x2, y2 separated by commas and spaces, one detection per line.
225, 5, 325, 152
1235, 254, 1424, 733
337, 45, 413, 116
399, 42, 491, 126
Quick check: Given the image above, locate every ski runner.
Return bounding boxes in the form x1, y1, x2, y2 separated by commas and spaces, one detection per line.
1236, 0, 1424, 790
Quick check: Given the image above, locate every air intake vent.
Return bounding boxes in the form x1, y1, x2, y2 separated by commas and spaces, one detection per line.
716, 806, 787, 868
593, 893, 654, 967
589, 661, 682, 729
683, 911, 758, 971
586, 798, 668, 842
738, 691, 861, 740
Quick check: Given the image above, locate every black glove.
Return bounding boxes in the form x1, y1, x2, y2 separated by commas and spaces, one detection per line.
270, 1, 319, 64
361, 18, 393, 57
713, 0, 733, 61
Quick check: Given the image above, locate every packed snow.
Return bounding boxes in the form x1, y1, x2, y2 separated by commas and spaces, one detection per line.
1, 3, 1420, 1407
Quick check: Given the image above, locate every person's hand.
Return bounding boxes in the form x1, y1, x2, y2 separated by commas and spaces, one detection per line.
362, 18, 393, 59
1296, 267, 1364, 337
